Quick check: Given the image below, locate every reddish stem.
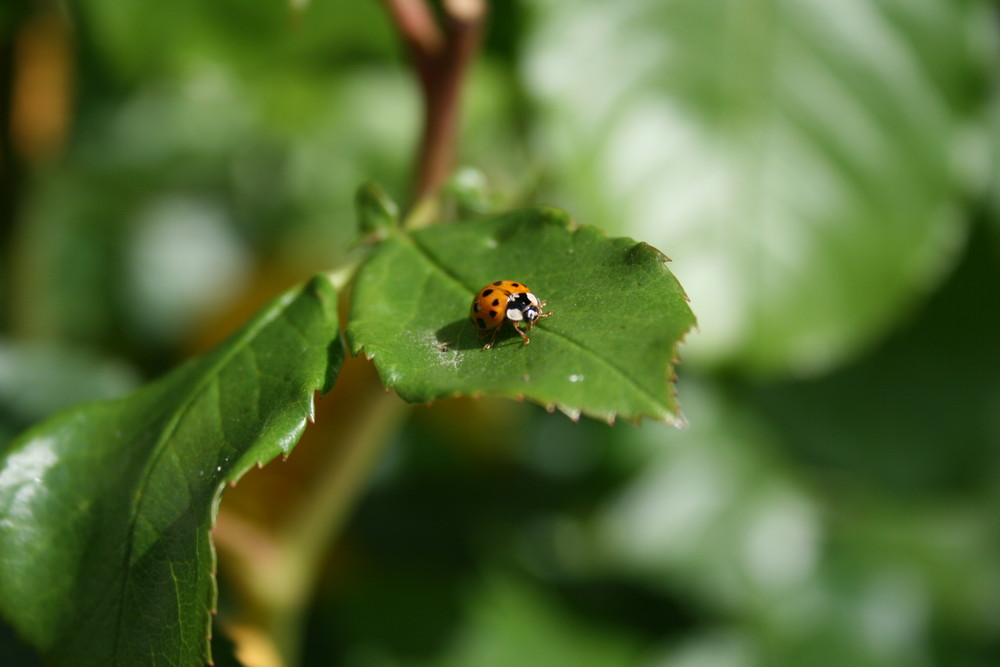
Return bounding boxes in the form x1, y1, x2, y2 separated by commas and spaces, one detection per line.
382, 0, 486, 205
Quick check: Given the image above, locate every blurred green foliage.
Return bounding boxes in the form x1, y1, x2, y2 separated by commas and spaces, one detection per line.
2, 0, 999, 666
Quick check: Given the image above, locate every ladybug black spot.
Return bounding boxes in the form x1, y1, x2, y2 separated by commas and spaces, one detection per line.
476, 317, 487, 329
511, 283, 520, 287
491, 299, 500, 306
489, 310, 498, 319
473, 302, 481, 312
493, 281, 503, 286
482, 289, 494, 297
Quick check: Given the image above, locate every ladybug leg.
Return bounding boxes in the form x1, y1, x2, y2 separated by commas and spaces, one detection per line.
513, 321, 531, 345
482, 326, 500, 350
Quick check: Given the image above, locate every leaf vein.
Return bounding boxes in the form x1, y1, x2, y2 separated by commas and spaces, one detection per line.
114, 286, 311, 655
407, 234, 479, 296
542, 325, 668, 416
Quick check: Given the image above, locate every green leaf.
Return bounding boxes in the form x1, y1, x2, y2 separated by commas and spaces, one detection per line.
439, 575, 642, 667
526, 0, 994, 374
446, 167, 500, 215
345, 208, 695, 424
354, 181, 399, 240
0, 275, 343, 666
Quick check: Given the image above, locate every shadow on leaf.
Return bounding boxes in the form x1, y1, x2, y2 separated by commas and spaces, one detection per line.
434, 319, 525, 352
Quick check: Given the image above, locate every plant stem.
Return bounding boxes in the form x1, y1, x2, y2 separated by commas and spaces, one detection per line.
382, 0, 487, 206
215, 356, 408, 667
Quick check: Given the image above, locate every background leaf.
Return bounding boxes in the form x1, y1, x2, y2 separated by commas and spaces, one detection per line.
0, 275, 342, 666
346, 208, 695, 424
525, 0, 994, 374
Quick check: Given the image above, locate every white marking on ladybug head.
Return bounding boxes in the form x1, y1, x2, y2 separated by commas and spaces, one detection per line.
507, 307, 525, 321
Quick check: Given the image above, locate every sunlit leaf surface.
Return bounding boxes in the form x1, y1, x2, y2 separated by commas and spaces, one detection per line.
346, 208, 696, 424
0, 276, 342, 666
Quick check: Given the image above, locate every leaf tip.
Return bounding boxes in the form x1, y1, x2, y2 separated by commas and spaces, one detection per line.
626, 241, 670, 266
532, 205, 576, 230
555, 404, 582, 422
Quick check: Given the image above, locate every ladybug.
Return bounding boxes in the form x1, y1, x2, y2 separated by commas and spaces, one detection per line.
470, 280, 552, 349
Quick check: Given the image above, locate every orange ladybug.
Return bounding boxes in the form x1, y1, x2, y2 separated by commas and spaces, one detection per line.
470, 280, 552, 349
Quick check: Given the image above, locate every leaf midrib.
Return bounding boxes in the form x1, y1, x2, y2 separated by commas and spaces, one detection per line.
542, 325, 668, 419
404, 232, 671, 418
113, 287, 305, 659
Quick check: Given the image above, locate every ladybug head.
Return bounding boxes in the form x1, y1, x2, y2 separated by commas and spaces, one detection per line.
505, 292, 539, 323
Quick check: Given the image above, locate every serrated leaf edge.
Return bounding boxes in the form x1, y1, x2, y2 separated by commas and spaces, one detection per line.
347, 215, 695, 425
0, 276, 342, 666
